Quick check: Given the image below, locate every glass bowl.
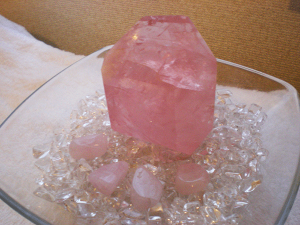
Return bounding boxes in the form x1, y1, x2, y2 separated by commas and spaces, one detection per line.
0, 45, 299, 225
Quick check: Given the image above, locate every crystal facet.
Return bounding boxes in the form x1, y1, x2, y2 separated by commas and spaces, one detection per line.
101, 15, 217, 155
131, 166, 163, 211
69, 133, 108, 160
88, 161, 129, 196
175, 163, 210, 195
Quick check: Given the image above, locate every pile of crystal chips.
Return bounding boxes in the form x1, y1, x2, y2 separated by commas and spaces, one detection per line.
33, 89, 268, 224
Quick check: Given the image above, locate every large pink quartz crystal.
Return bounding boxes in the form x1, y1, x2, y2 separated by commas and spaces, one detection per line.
69, 134, 108, 160
102, 15, 217, 155
88, 161, 129, 196
175, 163, 210, 195
130, 166, 163, 211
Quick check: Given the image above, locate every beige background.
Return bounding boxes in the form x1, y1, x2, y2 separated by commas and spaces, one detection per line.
0, 0, 299, 92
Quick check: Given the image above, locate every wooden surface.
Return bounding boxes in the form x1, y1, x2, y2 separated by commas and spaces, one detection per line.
0, 0, 299, 93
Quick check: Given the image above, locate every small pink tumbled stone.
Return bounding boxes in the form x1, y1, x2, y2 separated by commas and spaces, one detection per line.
69, 133, 107, 160
131, 166, 163, 211
88, 161, 129, 196
175, 163, 210, 195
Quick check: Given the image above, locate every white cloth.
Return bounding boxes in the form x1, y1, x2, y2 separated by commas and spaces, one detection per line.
0, 15, 83, 225
0, 15, 299, 225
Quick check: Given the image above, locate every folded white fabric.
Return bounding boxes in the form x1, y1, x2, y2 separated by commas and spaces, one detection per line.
0, 15, 83, 124
0, 15, 83, 224
0, 15, 299, 225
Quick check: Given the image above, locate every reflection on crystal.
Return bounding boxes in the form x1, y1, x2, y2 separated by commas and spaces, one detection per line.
147, 216, 162, 225
120, 207, 146, 220
147, 203, 164, 225
75, 190, 90, 203
33, 187, 55, 202
78, 203, 96, 217
256, 148, 269, 162
35, 157, 52, 173
33, 89, 269, 223
63, 199, 78, 215
241, 179, 262, 193
203, 206, 221, 224
33, 143, 51, 159
183, 201, 201, 214
78, 158, 93, 172
217, 89, 233, 98
56, 188, 75, 201
234, 195, 249, 208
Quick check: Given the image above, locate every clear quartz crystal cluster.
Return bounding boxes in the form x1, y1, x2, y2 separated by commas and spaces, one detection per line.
33, 89, 268, 225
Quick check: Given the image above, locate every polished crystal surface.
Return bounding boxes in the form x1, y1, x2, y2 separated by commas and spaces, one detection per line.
131, 166, 163, 211
69, 133, 108, 160
88, 161, 129, 196
101, 15, 217, 155
175, 163, 210, 195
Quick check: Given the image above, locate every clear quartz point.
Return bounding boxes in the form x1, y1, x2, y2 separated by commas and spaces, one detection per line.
55, 188, 75, 201
32, 142, 51, 159
33, 187, 55, 202
78, 203, 97, 218
34, 157, 52, 173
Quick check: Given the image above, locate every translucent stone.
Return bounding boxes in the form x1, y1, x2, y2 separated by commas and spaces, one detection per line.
234, 195, 249, 208
131, 166, 163, 211
255, 112, 267, 127
248, 104, 262, 116
143, 163, 160, 176
256, 148, 269, 161
147, 203, 164, 222
240, 176, 262, 193
217, 89, 233, 98
102, 15, 217, 155
93, 208, 120, 224
183, 201, 201, 214
55, 188, 75, 201
63, 199, 79, 215
69, 133, 108, 160
32, 142, 51, 159
88, 161, 129, 196
120, 207, 146, 220
202, 206, 221, 224
75, 190, 90, 203
175, 163, 210, 195
78, 158, 93, 172
248, 159, 259, 172
77, 203, 97, 218
147, 216, 163, 225
53, 133, 69, 149
222, 164, 247, 180
33, 187, 55, 202
34, 157, 52, 173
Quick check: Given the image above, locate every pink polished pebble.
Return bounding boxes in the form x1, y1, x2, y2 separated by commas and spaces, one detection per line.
175, 163, 210, 195
131, 166, 163, 211
69, 133, 108, 160
101, 15, 217, 155
88, 161, 129, 196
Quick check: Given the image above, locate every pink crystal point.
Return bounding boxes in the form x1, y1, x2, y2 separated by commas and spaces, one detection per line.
69, 133, 108, 160
102, 15, 217, 155
130, 166, 163, 211
175, 163, 210, 195
88, 161, 129, 196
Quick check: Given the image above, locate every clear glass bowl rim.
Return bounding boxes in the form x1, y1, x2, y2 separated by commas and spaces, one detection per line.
0, 45, 299, 225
